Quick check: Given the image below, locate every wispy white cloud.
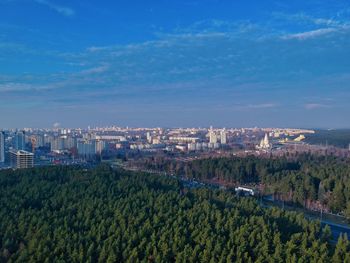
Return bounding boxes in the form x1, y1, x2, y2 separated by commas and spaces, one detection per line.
273, 13, 342, 27
79, 65, 110, 75
273, 12, 350, 40
250, 103, 277, 108
238, 103, 278, 110
281, 28, 339, 40
304, 103, 331, 110
0, 83, 44, 92
34, 0, 74, 17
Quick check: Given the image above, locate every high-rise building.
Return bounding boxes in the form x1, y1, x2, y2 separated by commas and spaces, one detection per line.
209, 126, 217, 144
50, 136, 64, 152
9, 150, 34, 169
15, 131, 25, 150
220, 129, 227, 144
77, 140, 96, 157
64, 137, 76, 150
95, 140, 105, 155
0, 131, 5, 163
44, 134, 53, 146
146, 132, 152, 143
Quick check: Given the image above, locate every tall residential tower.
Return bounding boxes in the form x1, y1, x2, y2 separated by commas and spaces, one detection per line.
220, 129, 227, 144
209, 126, 217, 144
15, 131, 25, 150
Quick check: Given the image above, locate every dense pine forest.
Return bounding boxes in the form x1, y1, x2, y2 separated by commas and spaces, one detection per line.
1, 165, 350, 262
143, 154, 350, 216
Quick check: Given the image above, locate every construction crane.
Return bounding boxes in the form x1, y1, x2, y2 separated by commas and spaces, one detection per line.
30, 136, 37, 154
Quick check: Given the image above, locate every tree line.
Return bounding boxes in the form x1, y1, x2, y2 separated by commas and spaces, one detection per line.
143, 154, 350, 216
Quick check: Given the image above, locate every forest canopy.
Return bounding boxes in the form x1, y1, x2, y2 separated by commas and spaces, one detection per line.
1, 165, 350, 262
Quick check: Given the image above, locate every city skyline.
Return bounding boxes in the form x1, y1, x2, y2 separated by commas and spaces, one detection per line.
0, 124, 344, 130
1, 0, 350, 128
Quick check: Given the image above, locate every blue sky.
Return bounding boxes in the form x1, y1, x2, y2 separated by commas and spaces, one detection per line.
0, 0, 350, 128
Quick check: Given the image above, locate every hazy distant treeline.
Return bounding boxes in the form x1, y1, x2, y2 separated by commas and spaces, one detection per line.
305, 130, 350, 148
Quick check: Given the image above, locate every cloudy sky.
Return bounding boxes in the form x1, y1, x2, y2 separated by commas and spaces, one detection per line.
0, 0, 350, 128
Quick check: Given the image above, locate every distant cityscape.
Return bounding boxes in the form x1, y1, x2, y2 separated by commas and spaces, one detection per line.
0, 126, 324, 170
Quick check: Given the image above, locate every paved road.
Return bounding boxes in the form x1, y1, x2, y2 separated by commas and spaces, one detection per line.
321, 221, 350, 241
261, 199, 350, 241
